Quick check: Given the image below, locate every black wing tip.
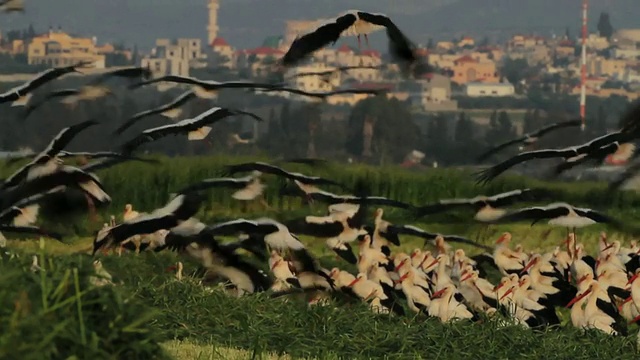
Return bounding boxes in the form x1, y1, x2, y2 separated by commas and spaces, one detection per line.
473, 168, 495, 185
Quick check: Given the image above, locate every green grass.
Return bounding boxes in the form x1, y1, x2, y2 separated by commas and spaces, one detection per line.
3, 244, 640, 360
3, 155, 640, 359
4, 155, 640, 240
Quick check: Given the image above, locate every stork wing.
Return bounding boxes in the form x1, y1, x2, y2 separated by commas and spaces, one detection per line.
530, 119, 582, 138
284, 217, 344, 238
128, 75, 208, 90
175, 177, 249, 195
487, 188, 552, 208
23, 89, 81, 119
15, 62, 89, 95
357, 12, 417, 71
205, 219, 279, 237
553, 143, 620, 176
0, 225, 62, 241
38, 119, 99, 161
475, 148, 578, 184
414, 201, 474, 218
3, 119, 99, 189
115, 91, 197, 135
572, 208, 620, 225
493, 206, 569, 224
222, 162, 289, 177
476, 137, 526, 163
280, 13, 357, 67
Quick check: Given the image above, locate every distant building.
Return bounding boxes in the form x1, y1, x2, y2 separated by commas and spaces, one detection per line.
416, 73, 458, 111
587, 56, 627, 79
613, 29, 640, 44
207, 0, 220, 45
509, 35, 546, 49
286, 63, 340, 93
450, 55, 499, 84
586, 34, 610, 50
457, 36, 475, 48
27, 29, 106, 68
465, 82, 515, 97
210, 37, 235, 68
141, 38, 206, 77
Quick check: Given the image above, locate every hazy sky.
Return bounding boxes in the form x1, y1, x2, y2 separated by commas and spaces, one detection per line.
1, 0, 637, 50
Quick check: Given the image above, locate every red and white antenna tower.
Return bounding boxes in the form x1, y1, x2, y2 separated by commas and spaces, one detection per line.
580, 0, 588, 130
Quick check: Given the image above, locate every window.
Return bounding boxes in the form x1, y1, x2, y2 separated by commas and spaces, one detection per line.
192, 52, 197, 58
192, 41, 197, 47
480, 90, 486, 94
491, 90, 498, 94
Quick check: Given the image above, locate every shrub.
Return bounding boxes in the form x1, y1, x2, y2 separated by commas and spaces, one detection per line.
0, 244, 170, 360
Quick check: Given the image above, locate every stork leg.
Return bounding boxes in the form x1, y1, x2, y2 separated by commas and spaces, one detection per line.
357, 35, 361, 49
134, 238, 141, 255
364, 34, 370, 48
259, 196, 272, 210
85, 194, 97, 223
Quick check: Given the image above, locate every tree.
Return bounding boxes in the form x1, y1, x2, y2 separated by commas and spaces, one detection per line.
454, 112, 473, 143
594, 104, 608, 135
522, 110, 535, 134
501, 58, 530, 86
597, 12, 614, 39
345, 97, 421, 163
497, 111, 514, 140
479, 36, 490, 47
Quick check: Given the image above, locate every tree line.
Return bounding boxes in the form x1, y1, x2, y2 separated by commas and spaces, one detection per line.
0, 74, 629, 168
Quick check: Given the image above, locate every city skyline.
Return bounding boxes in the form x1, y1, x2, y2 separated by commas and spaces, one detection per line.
1, 0, 639, 50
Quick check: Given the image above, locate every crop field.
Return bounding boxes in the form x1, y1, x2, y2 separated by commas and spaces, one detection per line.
2, 156, 640, 359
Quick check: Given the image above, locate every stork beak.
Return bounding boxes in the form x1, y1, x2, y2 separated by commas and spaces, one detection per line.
424, 258, 439, 270
602, 243, 615, 252
394, 259, 407, 272
166, 265, 177, 272
394, 272, 409, 284
619, 296, 633, 311
499, 287, 514, 301
496, 234, 507, 244
566, 289, 591, 308
630, 314, 640, 324
520, 258, 536, 275
271, 259, 281, 271
347, 277, 361, 287
628, 273, 639, 285
460, 272, 473, 282
493, 282, 504, 292
577, 275, 588, 284
431, 288, 446, 299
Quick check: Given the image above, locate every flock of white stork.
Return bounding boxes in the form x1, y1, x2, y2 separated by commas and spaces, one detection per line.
4, 6, 640, 340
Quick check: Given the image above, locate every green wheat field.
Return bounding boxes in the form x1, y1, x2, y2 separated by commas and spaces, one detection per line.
2, 155, 640, 359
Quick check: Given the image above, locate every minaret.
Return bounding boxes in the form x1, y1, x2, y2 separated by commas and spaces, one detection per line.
207, 0, 220, 45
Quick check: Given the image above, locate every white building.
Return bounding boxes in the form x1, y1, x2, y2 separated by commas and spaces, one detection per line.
141, 38, 206, 77
465, 82, 515, 97
285, 63, 340, 93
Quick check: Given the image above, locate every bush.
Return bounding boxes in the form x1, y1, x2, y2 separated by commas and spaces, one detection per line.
0, 244, 170, 360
